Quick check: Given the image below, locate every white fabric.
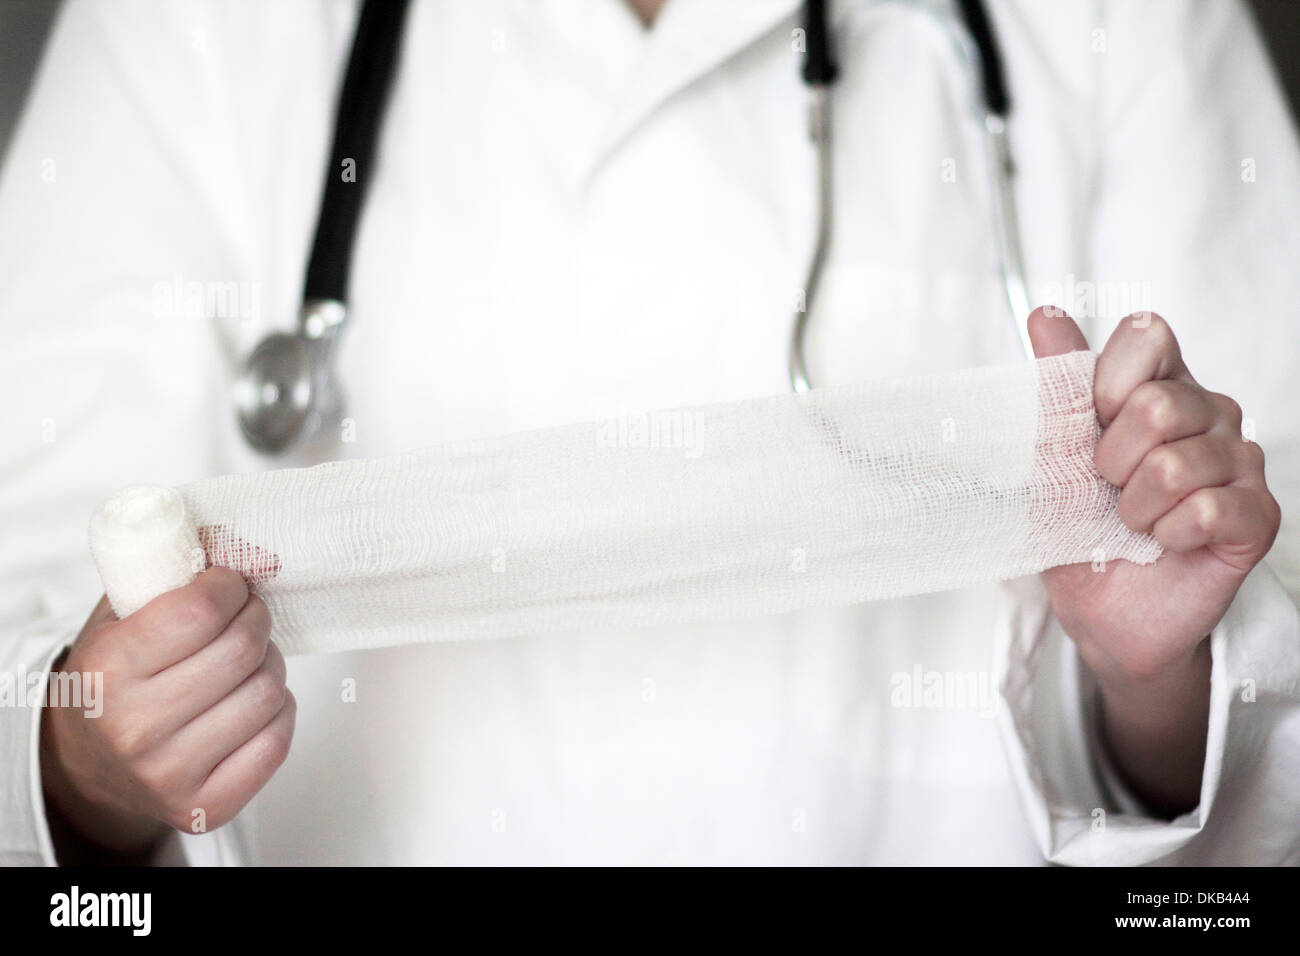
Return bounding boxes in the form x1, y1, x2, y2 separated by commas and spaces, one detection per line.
89, 351, 1160, 654
89, 486, 203, 618
2, 0, 1299, 866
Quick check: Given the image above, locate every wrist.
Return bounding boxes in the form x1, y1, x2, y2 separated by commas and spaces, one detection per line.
1087, 638, 1212, 817
1090, 636, 1212, 727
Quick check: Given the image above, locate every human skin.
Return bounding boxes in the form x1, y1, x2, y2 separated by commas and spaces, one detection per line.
1028, 307, 1280, 817
40, 570, 295, 859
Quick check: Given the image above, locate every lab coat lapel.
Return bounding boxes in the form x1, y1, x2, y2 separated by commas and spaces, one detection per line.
580, 0, 801, 183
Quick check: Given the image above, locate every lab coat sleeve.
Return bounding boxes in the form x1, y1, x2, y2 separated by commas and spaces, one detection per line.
992, 0, 1300, 865
0, 0, 314, 866
0, 627, 73, 866
994, 565, 1300, 866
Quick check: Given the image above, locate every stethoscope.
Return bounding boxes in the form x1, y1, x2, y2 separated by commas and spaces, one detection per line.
235, 0, 408, 454
790, 0, 1030, 392
235, 0, 1028, 454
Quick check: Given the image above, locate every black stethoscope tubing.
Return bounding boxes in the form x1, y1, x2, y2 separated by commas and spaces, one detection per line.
236, 0, 1009, 453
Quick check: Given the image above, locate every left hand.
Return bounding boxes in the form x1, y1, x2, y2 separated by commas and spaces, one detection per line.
1028, 307, 1280, 686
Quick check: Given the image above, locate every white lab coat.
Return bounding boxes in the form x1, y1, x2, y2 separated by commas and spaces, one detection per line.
2, 0, 1298, 866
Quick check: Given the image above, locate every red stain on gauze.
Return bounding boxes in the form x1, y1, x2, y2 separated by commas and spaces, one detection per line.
198, 525, 282, 586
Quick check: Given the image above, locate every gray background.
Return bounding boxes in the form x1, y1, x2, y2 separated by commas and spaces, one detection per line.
3, 1, 1299, 166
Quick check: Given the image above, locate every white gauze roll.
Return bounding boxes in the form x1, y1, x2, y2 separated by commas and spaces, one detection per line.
89, 485, 204, 618
89, 350, 1160, 655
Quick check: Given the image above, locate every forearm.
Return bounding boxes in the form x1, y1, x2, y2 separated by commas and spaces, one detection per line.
1092, 638, 1212, 818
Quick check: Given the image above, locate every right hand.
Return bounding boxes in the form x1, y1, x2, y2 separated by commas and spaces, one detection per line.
40, 568, 296, 857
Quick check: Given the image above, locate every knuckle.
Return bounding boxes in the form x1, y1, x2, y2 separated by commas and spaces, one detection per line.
1115, 499, 1143, 533
1148, 447, 1185, 493
245, 667, 287, 714
76, 632, 123, 675
1124, 309, 1171, 342
182, 593, 227, 637
1144, 311, 1173, 342
272, 693, 297, 747
1133, 383, 1177, 434
244, 594, 272, 637
1094, 381, 1127, 423
1092, 364, 1133, 421
242, 719, 294, 783
222, 623, 269, 675
1094, 455, 1124, 488
1239, 438, 1266, 471
264, 725, 293, 768
204, 566, 249, 599
102, 713, 151, 760
1193, 492, 1222, 532
135, 758, 184, 798
1262, 491, 1282, 533
262, 719, 295, 769
1213, 392, 1243, 426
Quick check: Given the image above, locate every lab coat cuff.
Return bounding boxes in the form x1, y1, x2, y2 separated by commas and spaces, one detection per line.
991, 566, 1286, 866
0, 628, 74, 866
30, 638, 74, 867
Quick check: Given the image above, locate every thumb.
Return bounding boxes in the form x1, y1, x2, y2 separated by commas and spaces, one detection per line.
1027, 305, 1090, 358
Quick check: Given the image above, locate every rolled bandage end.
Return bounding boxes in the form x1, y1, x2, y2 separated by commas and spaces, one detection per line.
89, 485, 204, 619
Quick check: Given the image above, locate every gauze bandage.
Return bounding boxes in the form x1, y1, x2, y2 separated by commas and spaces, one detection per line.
89, 350, 1160, 655
89, 486, 204, 618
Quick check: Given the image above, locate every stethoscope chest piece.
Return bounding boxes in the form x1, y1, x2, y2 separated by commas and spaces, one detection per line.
233, 0, 408, 455
234, 299, 347, 455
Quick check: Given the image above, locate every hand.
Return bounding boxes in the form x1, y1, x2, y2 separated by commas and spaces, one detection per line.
40, 568, 296, 859
1028, 307, 1280, 814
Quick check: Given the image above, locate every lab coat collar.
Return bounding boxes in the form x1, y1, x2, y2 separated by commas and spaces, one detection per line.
580, 0, 801, 185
